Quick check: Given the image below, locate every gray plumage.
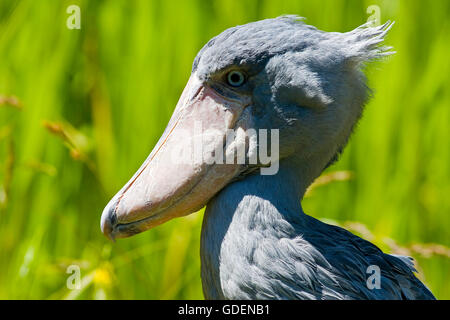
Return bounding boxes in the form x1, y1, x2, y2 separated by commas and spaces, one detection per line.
195, 16, 435, 300
201, 169, 434, 299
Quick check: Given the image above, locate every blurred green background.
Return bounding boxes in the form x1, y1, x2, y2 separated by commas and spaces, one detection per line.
0, 0, 449, 299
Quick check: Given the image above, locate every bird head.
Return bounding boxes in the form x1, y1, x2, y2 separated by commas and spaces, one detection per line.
101, 16, 393, 240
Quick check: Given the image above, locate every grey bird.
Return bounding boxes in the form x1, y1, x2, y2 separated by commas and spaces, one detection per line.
101, 16, 436, 300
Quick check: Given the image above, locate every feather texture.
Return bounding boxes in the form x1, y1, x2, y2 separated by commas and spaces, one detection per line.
201, 169, 435, 300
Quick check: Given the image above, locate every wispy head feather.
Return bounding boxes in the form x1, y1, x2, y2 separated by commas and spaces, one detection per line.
342, 21, 395, 64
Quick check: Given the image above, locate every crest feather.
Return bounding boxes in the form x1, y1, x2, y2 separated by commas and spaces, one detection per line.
343, 21, 395, 63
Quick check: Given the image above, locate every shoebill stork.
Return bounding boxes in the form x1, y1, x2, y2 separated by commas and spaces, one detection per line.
101, 16, 435, 300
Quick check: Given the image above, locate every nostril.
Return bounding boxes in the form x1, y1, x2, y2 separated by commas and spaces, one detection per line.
100, 199, 118, 241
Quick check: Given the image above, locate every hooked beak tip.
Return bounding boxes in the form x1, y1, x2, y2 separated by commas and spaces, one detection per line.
101, 201, 117, 242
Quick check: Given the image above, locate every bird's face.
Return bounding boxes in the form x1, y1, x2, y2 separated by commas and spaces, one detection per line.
101, 16, 392, 239
101, 70, 252, 239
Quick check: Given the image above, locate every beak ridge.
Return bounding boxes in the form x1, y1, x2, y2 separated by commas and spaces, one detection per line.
100, 72, 251, 239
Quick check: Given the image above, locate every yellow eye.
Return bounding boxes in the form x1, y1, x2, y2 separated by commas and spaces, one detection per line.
226, 70, 246, 87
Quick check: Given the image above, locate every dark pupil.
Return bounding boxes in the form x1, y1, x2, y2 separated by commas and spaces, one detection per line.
230, 73, 241, 84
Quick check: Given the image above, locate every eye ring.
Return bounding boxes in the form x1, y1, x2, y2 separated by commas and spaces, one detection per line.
226, 70, 246, 87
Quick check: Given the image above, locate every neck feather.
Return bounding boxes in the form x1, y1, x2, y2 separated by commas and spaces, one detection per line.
200, 159, 314, 298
